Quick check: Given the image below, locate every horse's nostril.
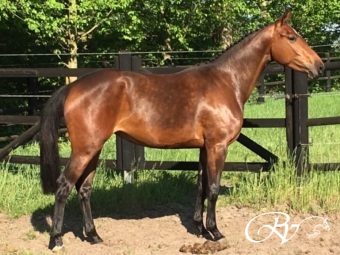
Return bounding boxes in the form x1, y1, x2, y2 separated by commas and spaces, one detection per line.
318, 63, 325, 74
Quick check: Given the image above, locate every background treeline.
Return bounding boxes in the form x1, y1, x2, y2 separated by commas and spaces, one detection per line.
0, 0, 339, 68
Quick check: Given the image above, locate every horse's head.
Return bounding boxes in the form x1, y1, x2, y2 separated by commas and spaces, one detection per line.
270, 10, 324, 78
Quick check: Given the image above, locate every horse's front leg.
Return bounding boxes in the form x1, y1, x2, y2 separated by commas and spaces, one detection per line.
193, 148, 209, 236
205, 143, 227, 241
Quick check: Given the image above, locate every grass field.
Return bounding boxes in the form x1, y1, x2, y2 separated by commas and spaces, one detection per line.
0, 93, 339, 218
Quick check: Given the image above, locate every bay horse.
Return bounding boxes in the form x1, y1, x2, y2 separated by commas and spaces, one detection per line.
40, 10, 324, 250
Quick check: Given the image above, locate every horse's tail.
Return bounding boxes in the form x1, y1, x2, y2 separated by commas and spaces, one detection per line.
40, 85, 71, 194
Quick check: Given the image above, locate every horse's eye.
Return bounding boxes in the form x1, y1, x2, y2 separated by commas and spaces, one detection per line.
288, 36, 297, 42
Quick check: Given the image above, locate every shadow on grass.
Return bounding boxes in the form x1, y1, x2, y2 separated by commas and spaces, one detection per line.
30, 170, 211, 241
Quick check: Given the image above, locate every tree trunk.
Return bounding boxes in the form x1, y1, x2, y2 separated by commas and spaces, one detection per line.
66, 0, 78, 84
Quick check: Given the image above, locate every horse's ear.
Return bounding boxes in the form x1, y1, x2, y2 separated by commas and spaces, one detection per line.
275, 9, 291, 27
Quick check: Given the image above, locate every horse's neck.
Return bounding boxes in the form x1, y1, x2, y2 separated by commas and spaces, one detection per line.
212, 26, 273, 106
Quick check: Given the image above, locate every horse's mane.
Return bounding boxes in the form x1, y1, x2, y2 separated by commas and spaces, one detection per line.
196, 25, 267, 66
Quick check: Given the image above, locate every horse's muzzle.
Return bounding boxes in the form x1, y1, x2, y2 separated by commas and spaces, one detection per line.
309, 61, 325, 79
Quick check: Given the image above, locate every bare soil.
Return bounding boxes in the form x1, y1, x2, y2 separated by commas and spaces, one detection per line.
0, 205, 339, 255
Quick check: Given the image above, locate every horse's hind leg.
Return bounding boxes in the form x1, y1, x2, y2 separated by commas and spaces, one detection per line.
49, 150, 100, 250
49, 171, 73, 250
75, 151, 103, 244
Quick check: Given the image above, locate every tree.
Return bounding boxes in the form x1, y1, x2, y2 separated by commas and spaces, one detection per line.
1, 0, 133, 81
1, 0, 338, 67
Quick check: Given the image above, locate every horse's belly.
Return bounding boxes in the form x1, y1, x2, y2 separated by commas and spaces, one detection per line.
115, 125, 204, 149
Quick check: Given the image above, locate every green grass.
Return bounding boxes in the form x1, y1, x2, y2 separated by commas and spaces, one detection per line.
0, 163, 197, 217
220, 161, 340, 214
0, 93, 339, 217
0, 163, 54, 217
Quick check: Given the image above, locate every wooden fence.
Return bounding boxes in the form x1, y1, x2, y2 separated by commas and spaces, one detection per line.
0, 53, 339, 176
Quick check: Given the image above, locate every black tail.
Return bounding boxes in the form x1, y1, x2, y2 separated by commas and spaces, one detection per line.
40, 85, 71, 194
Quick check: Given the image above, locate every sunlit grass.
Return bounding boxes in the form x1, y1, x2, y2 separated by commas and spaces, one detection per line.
0, 162, 54, 217
0, 159, 339, 217
219, 161, 340, 214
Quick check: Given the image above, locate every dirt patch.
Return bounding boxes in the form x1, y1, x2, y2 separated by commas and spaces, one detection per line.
0, 206, 339, 255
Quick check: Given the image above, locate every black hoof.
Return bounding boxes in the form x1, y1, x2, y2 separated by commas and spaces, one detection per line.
212, 232, 225, 241
86, 230, 103, 244
49, 235, 64, 250
91, 235, 104, 244
51, 245, 65, 252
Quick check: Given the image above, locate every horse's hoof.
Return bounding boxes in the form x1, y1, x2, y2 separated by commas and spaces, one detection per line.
217, 237, 230, 246
217, 237, 226, 242
49, 236, 63, 251
51, 245, 65, 252
91, 235, 104, 244
211, 232, 225, 242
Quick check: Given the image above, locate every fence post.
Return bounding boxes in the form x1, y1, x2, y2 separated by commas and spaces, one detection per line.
291, 70, 310, 177
285, 67, 294, 156
257, 73, 265, 103
325, 53, 331, 92
114, 52, 145, 183
27, 77, 38, 115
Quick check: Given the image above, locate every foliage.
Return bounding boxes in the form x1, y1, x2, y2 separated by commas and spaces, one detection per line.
257, 0, 340, 46
0, 0, 134, 68
1, 0, 338, 67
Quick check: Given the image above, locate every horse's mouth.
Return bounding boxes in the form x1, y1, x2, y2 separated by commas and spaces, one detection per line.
308, 70, 318, 79
308, 62, 325, 79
